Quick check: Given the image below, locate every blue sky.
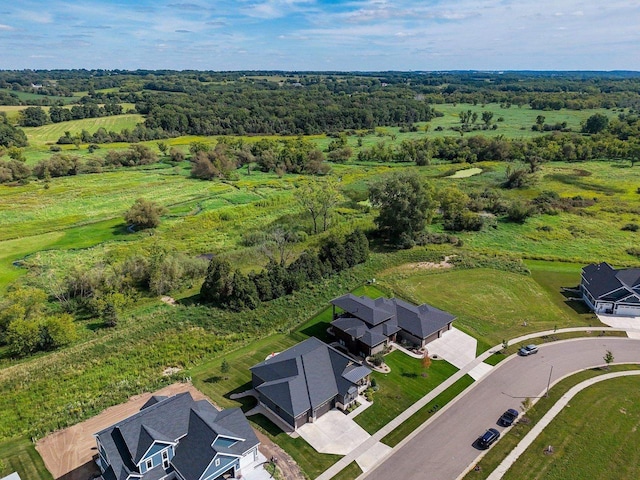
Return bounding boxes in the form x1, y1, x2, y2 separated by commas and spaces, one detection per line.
0, 0, 638, 71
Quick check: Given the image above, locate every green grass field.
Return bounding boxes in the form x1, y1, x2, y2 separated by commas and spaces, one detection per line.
355, 351, 459, 434
501, 375, 640, 480
0, 88, 80, 105
22, 113, 144, 146
380, 266, 596, 350
0, 436, 53, 480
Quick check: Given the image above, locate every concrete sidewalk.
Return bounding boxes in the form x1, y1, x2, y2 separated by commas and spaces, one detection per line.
317, 326, 629, 480
485, 370, 640, 480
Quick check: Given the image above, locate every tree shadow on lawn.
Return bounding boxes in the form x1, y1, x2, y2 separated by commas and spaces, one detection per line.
249, 414, 282, 437
223, 381, 256, 412
297, 321, 332, 343
176, 293, 202, 307
110, 222, 131, 236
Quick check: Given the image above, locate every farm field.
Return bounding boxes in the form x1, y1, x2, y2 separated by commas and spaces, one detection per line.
22, 113, 144, 147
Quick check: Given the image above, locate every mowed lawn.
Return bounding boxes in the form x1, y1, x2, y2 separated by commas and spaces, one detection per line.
0, 436, 53, 480
381, 267, 592, 350
355, 351, 458, 434
503, 375, 640, 480
22, 114, 144, 146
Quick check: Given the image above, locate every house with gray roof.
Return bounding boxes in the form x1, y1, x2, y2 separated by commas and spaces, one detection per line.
581, 262, 640, 316
329, 294, 455, 357
250, 337, 371, 430
94, 392, 260, 480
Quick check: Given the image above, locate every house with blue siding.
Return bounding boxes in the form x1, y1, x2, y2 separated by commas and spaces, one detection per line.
94, 392, 260, 480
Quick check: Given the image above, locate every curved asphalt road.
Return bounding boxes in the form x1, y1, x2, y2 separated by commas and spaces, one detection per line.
363, 337, 640, 480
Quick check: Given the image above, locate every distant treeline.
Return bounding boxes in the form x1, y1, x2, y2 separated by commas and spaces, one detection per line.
3, 70, 640, 134
356, 113, 640, 165
18, 103, 125, 127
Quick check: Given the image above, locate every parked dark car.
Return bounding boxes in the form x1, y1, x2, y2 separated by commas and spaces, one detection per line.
498, 408, 519, 427
477, 428, 500, 449
518, 344, 538, 356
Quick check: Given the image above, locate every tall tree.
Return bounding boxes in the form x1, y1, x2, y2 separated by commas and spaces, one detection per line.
200, 257, 233, 304
296, 180, 341, 234
369, 171, 436, 243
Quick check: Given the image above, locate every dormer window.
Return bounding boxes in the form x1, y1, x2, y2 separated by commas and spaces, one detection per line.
146, 459, 153, 470
215, 458, 221, 467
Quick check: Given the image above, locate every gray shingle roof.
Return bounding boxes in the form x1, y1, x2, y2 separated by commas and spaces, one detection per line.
394, 299, 455, 339
331, 294, 394, 326
582, 262, 640, 300
331, 295, 455, 342
250, 337, 371, 420
95, 393, 258, 480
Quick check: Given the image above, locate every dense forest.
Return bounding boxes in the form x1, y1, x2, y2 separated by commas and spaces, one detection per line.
2, 70, 640, 135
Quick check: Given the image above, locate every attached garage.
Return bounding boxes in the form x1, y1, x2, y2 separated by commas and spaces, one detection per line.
615, 304, 640, 316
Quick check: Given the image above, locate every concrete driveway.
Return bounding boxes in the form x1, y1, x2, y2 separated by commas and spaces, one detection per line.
426, 327, 493, 380
363, 337, 640, 480
296, 410, 371, 455
597, 314, 640, 336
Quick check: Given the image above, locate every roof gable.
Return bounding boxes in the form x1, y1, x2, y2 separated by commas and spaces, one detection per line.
251, 338, 371, 418
331, 294, 393, 326
394, 299, 455, 339
582, 262, 640, 300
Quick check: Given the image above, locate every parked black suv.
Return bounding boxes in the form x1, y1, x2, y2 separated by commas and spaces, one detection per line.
477, 428, 500, 449
498, 408, 519, 427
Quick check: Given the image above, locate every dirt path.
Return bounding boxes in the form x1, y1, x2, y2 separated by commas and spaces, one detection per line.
36, 383, 210, 480
255, 431, 306, 480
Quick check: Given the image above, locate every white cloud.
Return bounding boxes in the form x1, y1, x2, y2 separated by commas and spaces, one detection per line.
0, 24, 15, 30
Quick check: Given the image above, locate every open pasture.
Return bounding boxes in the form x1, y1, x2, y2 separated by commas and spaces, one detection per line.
22, 113, 144, 146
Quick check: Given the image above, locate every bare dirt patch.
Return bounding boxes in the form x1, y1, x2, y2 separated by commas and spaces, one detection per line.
36, 382, 300, 480
255, 431, 305, 480
161, 296, 177, 306
379, 256, 454, 278
404, 256, 454, 271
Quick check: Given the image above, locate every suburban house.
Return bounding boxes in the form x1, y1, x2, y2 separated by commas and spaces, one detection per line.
329, 294, 456, 357
250, 337, 371, 430
94, 392, 260, 480
581, 262, 640, 316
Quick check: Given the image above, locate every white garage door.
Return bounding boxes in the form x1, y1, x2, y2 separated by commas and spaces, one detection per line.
616, 305, 640, 316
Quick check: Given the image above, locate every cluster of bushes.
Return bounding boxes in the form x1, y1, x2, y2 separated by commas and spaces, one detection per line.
56, 125, 168, 145
0, 112, 28, 148
0, 287, 77, 357
200, 230, 369, 311
0, 157, 30, 183
190, 137, 329, 179
0, 145, 161, 184
37, 247, 208, 320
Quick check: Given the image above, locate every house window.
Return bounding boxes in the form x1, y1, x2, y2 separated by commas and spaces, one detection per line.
215, 458, 221, 467
146, 459, 153, 470
162, 450, 169, 469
